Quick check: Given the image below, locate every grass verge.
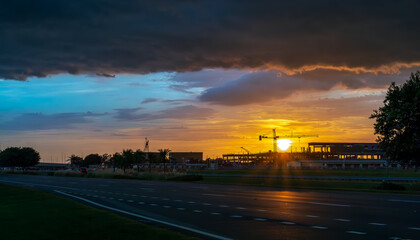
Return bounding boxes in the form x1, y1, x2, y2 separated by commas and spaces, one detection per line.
0, 183, 197, 240
198, 176, 420, 194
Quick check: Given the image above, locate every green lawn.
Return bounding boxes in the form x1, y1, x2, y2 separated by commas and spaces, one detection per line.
189, 168, 420, 177
199, 176, 420, 194
0, 183, 197, 240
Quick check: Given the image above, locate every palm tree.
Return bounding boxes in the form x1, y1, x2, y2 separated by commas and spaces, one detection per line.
158, 148, 171, 173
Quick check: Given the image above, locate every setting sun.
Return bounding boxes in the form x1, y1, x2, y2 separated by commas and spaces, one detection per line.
277, 139, 292, 151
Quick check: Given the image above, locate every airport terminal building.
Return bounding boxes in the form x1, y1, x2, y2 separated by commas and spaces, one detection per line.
222, 142, 386, 169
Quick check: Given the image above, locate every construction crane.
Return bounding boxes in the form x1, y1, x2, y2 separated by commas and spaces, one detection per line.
240, 147, 251, 154
259, 129, 318, 152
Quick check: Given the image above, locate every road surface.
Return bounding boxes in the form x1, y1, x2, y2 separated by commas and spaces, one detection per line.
0, 174, 419, 240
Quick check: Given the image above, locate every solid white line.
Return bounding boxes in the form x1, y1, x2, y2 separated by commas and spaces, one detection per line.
369, 222, 387, 226
335, 218, 351, 222
408, 227, 420, 230
280, 221, 295, 225
308, 202, 350, 207
388, 199, 420, 204
311, 226, 328, 229
55, 190, 232, 240
203, 193, 225, 197
346, 231, 366, 235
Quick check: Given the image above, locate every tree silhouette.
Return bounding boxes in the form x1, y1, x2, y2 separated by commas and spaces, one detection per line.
133, 149, 145, 172
158, 148, 171, 173
371, 71, 420, 169
0, 147, 40, 170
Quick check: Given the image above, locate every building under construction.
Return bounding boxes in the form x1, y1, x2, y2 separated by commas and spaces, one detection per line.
222, 142, 386, 169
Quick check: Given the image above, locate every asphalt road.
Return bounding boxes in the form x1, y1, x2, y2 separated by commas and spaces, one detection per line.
1, 175, 419, 240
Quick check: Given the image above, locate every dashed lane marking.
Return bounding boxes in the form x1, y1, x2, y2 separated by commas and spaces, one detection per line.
194, 210, 203, 213
335, 218, 351, 222
254, 218, 267, 221
257, 209, 267, 212
236, 207, 246, 210
150, 204, 158, 206
369, 222, 387, 226
346, 231, 366, 235
211, 212, 221, 215
127, 200, 134, 203
280, 221, 295, 225
203, 193, 225, 197
219, 205, 228, 208
388, 199, 420, 204
308, 202, 350, 207
280, 212, 290, 215
138, 202, 145, 204
188, 201, 196, 204
231, 215, 242, 218
54, 190, 232, 240
163, 206, 171, 208
118, 198, 124, 201
306, 215, 319, 218
311, 226, 328, 230
408, 227, 420, 230
177, 208, 185, 210
203, 203, 212, 206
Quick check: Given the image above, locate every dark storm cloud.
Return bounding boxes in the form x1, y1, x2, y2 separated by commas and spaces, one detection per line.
114, 105, 215, 121
0, 112, 104, 131
198, 68, 417, 105
1, 0, 419, 80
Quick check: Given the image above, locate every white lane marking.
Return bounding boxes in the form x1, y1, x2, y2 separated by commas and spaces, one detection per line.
131, 194, 138, 197
306, 215, 319, 218
280, 221, 295, 225
127, 200, 134, 202
203, 193, 225, 197
211, 212, 221, 215
254, 218, 267, 221
346, 231, 366, 235
177, 208, 185, 210
219, 205, 228, 208
257, 209, 267, 212
369, 222, 387, 226
280, 212, 290, 215
54, 191, 233, 240
108, 197, 114, 200
163, 198, 170, 201
335, 218, 351, 222
388, 199, 420, 204
151, 197, 158, 199
308, 202, 350, 207
141, 195, 148, 198
236, 207, 246, 210
194, 210, 202, 213
123, 193, 129, 196
408, 227, 420, 230
163, 206, 171, 208
231, 215, 242, 218
118, 198, 124, 201
175, 200, 183, 202
188, 201, 196, 204
203, 203, 212, 206
150, 204, 158, 206
311, 226, 328, 229
138, 202, 145, 204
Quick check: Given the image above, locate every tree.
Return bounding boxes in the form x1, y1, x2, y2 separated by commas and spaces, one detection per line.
0, 147, 40, 170
133, 149, 145, 173
158, 148, 171, 173
110, 152, 123, 172
68, 154, 83, 167
84, 153, 103, 167
121, 149, 134, 173
370, 71, 420, 169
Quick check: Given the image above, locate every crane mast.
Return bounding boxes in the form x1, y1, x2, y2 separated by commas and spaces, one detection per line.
259, 129, 319, 152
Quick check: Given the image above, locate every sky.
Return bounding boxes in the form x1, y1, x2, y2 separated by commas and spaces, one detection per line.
1, 1, 419, 161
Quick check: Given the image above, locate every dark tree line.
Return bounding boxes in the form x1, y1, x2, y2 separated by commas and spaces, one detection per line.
0, 147, 40, 169
69, 148, 171, 173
